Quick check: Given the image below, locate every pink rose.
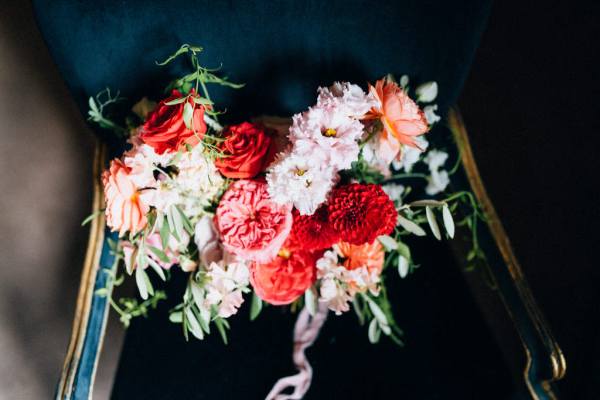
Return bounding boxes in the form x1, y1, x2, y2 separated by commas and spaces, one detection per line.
214, 180, 292, 263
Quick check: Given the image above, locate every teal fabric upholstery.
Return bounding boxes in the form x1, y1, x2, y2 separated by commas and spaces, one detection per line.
32, 1, 516, 399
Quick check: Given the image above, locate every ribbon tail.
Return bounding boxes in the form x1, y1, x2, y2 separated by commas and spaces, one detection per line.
265, 302, 329, 400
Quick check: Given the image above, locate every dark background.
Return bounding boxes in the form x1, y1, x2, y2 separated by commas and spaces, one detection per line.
459, 2, 599, 399
0, 1, 598, 399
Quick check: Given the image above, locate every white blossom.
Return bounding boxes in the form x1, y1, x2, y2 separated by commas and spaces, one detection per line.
382, 183, 405, 204
415, 81, 438, 103
267, 150, 337, 215
424, 104, 441, 125
424, 149, 450, 195
392, 136, 429, 172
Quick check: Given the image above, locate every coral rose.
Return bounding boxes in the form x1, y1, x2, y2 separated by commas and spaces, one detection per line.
214, 180, 292, 263
249, 245, 319, 305
327, 183, 397, 245
366, 78, 428, 150
215, 122, 276, 179
102, 159, 149, 236
139, 89, 207, 154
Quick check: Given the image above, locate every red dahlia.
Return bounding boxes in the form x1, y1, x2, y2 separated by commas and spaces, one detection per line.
287, 207, 340, 251
326, 183, 397, 245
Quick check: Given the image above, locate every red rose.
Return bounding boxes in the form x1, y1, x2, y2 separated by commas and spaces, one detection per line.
139, 89, 207, 154
249, 245, 320, 305
327, 183, 397, 245
215, 122, 276, 179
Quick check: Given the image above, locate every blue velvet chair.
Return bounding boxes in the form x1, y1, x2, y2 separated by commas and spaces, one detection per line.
32, 1, 565, 398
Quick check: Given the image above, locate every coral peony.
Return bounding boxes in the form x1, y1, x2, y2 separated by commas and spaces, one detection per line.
214, 180, 292, 263
102, 159, 149, 236
366, 78, 428, 150
327, 183, 397, 245
249, 244, 319, 305
215, 122, 276, 179
287, 207, 339, 251
139, 89, 207, 154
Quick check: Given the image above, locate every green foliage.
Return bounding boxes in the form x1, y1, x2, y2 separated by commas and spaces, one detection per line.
87, 88, 127, 136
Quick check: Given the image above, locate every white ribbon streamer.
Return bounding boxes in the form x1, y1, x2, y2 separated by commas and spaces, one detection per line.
265, 302, 329, 400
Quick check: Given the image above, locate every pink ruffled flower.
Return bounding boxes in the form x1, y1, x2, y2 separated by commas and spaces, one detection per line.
214, 180, 293, 263
102, 159, 149, 236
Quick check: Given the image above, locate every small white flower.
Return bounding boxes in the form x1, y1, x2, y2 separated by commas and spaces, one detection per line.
194, 215, 222, 266
392, 136, 429, 172
201, 260, 250, 319
426, 169, 450, 195
424, 149, 448, 171
415, 81, 438, 103
315, 250, 381, 315
423, 150, 450, 195
382, 183, 405, 204
424, 104, 441, 125
150, 146, 224, 218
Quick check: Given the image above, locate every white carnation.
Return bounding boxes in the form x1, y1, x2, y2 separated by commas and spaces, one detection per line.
266, 151, 337, 215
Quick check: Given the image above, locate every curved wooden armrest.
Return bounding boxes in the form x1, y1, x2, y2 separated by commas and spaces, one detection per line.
55, 142, 118, 400
448, 108, 566, 399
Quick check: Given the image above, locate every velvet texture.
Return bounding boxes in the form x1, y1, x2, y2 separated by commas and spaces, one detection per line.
32, 1, 512, 398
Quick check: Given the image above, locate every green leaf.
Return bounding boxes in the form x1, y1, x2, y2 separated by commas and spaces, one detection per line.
88, 96, 99, 113
146, 256, 166, 281
175, 205, 194, 235
156, 44, 198, 66
409, 199, 446, 207
164, 97, 187, 106
364, 295, 388, 328
368, 318, 381, 344
190, 281, 205, 310
182, 102, 194, 130
304, 287, 317, 317
214, 318, 229, 345
192, 96, 214, 105
81, 209, 103, 226
159, 215, 170, 250
148, 246, 170, 264
397, 215, 426, 236
396, 241, 411, 261
250, 293, 263, 321
426, 206, 442, 240
169, 205, 185, 241
377, 235, 398, 251
442, 204, 455, 239
169, 311, 183, 323
135, 267, 149, 300
185, 306, 204, 340
398, 255, 409, 278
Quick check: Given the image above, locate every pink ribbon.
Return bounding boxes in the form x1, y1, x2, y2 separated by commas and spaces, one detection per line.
266, 303, 329, 400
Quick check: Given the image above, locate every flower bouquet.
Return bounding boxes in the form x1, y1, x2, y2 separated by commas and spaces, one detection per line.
89, 45, 483, 394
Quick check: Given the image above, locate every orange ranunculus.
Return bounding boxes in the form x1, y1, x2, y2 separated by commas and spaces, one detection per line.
102, 159, 149, 236
366, 78, 428, 150
336, 240, 384, 275
249, 246, 319, 305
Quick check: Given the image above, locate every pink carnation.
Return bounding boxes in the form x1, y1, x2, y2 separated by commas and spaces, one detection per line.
214, 180, 292, 263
